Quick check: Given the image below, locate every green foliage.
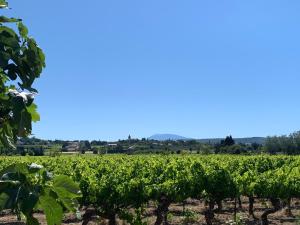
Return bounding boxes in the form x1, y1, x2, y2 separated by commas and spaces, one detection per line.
0, 0, 45, 149
0, 163, 81, 225
120, 207, 147, 225
221, 135, 235, 147
0, 155, 299, 224
218, 144, 250, 154
45, 147, 61, 157
203, 162, 237, 202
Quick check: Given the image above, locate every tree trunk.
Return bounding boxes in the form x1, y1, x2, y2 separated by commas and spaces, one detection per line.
155, 195, 171, 225
204, 201, 215, 225
249, 196, 257, 219
261, 198, 281, 225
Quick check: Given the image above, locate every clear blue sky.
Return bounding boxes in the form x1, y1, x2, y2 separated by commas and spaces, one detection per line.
6, 0, 300, 141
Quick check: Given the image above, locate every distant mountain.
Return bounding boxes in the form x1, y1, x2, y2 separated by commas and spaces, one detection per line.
148, 134, 189, 141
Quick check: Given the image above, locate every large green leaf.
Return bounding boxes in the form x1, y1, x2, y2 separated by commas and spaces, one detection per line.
53, 175, 80, 198
0, 187, 19, 210
26, 103, 40, 122
39, 194, 63, 225
18, 109, 32, 137
0, 180, 21, 192
0, 192, 11, 210
52, 175, 81, 212
0, 163, 29, 177
58, 197, 75, 212
0, 27, 19, 48
0, 133, 15, 149
20, 192, 39, 215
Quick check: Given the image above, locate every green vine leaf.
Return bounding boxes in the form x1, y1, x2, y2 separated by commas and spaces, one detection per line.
39, 194, 63, 225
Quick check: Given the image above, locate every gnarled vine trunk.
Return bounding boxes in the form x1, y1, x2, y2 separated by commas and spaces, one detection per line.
108, 212, 117, 225
283, 198, 293, 217
261, 198, 281, 225
233, 197, 237, 220
216, 200, 223, 211
155, 195, 171, 225
204, 200, 215, 225
103, 209, 117, 225
248, 196, 257, 219
238, 197, 242, 209
82, 208, 97, 225
182, 200, 186, 214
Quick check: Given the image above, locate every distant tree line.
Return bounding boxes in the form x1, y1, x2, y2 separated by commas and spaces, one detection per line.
263, 131, 300, 155
3, 131, 300, 156
215, 135, 262, 154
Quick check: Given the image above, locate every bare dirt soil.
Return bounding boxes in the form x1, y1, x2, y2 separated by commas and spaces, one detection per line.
0, 198, 299, 225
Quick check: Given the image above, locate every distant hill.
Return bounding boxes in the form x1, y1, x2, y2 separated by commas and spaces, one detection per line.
148, 134, 266, 144
197, 137, 266, 145
148, 134, 189, 141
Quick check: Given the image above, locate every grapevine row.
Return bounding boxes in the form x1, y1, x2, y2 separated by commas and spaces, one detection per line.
0, 155, 299, 225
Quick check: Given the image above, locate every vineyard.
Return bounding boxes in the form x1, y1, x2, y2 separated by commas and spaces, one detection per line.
0, 155, 299, 225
